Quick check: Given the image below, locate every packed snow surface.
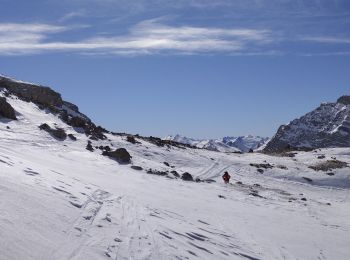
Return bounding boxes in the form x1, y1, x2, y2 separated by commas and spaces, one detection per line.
1, 96, 350, 260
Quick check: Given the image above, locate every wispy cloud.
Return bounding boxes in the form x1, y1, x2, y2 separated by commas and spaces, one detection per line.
302, 36, 350, 44
0, 20, 273, 55
59, 11, 86, 22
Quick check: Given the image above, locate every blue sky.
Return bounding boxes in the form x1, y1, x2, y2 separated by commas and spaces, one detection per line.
0, 0, 349, 138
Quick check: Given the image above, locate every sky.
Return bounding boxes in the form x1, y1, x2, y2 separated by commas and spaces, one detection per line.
0, 0, 349, 139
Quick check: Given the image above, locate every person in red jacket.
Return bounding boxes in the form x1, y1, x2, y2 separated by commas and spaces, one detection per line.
222, 171, 231, 184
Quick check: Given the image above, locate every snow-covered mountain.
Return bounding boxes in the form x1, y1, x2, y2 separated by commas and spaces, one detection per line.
264, 96, 350, 153
164, 134, 269, 152
1, 75, 350, 260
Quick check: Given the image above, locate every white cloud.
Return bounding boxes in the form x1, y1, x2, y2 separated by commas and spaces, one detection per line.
0, 20, 272, 55
302, 36, 350, 44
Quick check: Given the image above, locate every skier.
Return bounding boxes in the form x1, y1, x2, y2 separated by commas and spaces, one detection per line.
222, 171, 231, 184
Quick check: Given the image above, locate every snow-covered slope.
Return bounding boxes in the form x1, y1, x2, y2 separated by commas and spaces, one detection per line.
164, 135, 269, 152
1, 79, 350, 260
264, 96, 350, 152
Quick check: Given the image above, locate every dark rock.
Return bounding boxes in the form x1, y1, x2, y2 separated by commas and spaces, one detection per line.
39, 123, 51, 131
248, 149, 254, 153
59, 110, 69, 122
6, 126, 10, 129
195, 178, 201, 182
163, 162, 170, 167
337, 95, 350, 105
69, 116, 86, 128
309, 160, 348, 171
51, 128, 67, 140
317, 155, 326, 159
86, 141, 94, 152
68, 134, 77, 141
204, 179, 216, 183
84, 123, 107, 140
181, 172, 193, 181
170, 170, 180, 178
250, 163, 274, 169
257, 169, 264, 174
63, 101, 79, 112
326, 172, 335, 176
0, 76, 62, 107
302, 177, 313, 182
103, 148, 131, 164
301, 198, 307, 201
147, 169, 168, 176
236, 181, 243, 185
249, 192, 264, 198
277, 165, 288, 170
39, 123, 67, 140
218, 195, 226, 199
131, 166, 143, 171
0, 97, 17, 120
126, 135, 138, 144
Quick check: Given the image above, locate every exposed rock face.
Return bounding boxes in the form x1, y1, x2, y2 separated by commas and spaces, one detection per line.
63, 101, 79, 112
39, 123, 67, 140
103, 148, 131, 164
264, 96, 350, 153
0, 76, 62, 107
0, 97, 16, 120
337, 96, 350, 105
69, 116, 87, 128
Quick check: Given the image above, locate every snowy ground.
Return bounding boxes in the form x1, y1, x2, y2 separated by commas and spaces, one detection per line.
1, 96, 350, 260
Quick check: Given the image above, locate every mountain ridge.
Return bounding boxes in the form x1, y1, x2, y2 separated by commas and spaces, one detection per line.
264, 95, 350, 152
164, 134, 269, 153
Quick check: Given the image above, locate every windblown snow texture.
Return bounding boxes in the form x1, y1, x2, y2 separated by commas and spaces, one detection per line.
1, 76, 350, 260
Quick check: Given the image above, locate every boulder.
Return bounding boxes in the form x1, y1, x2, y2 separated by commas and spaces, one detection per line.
0, 97, 16, 120
103, 148, 131, 164
86, 141, 94, 151
131, 166, 143, 171
39, 123, 67, 140
181, 172, 193, 181
68, 134, 77, 141
126, 135, 137, 144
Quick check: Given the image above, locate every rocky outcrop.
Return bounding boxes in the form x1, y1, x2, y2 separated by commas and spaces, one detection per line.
69, 116, 87, 128
102, 148, 131, 164
264, 96, 350, 153
0, 97, 16, 120
39, 123, 67, 140
0, 76, 62, 107
337, 96, 350, 105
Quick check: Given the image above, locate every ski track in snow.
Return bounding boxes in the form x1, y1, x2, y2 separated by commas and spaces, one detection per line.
1, 95, 350, 260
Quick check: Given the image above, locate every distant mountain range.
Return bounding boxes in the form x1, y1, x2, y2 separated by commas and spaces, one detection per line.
264, 96, 350, 152
163, 134, 269, 153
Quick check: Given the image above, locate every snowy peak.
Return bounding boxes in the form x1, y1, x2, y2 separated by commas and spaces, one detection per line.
222, 135, 269, 152
164, 135, 269, 153
264, 96, 350, 152
163, 134, 200, 146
